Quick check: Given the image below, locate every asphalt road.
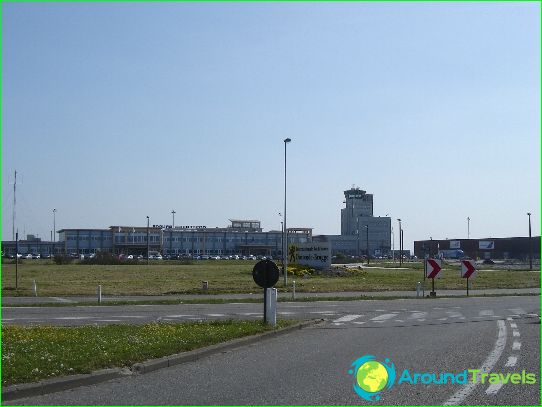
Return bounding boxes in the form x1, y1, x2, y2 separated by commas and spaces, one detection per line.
3, 296, 540, 405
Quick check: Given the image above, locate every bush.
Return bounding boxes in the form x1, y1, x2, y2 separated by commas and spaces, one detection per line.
287, 264, 316, 277
81, 252, 124, 265
53, 255, 73, 265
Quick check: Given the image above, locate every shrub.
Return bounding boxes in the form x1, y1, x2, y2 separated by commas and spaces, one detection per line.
53, 255, 73, 265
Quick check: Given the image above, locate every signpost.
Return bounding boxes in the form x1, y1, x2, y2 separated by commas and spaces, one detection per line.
460, 259, 477, 296
425, 258, 442, 297
252, 260, 280, 324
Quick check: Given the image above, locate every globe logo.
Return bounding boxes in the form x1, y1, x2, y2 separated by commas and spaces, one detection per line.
348, 355, 396, 401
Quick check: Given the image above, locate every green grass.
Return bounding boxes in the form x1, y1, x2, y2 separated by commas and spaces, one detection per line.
1, 261, 539, 297
1, 320, 295, 386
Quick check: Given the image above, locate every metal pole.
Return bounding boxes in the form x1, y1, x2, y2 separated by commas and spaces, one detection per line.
172, 210, 176, 228
528, 213, 532, 270
467, 217, 470, 239
397, 219, 402, 266
15, 231, 19, 289
467, 277, 469, 296
263, 287, 267, 323
366, 225, 369, 264
146, 216, 150, 265
53, 209, 56, 243
13, 170, 16, 240
283, 138, 291, 285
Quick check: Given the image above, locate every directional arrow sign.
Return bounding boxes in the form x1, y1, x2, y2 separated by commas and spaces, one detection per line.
461, 259, 477, 279
426, 259, 442, 279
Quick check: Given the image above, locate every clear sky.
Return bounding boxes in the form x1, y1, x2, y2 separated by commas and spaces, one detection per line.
2, 2, 540, 250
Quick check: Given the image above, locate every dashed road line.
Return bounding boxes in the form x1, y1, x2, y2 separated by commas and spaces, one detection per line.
370, 313, 396, 322
504, 356, 518, 367
333, 314, 363, 323
444, 320, 507, 405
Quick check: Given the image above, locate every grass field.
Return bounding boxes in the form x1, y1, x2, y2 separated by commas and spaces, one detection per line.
2, 320, 294, 385
1, 260, 539, 296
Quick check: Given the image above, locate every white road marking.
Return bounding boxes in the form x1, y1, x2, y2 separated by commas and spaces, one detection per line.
374, 309, 387, 312
370, 313, 396, 322
309, 311, 338, 315
409, 312, 427, 319
512, 330, 520, 337
437, 318, 448, 321
332, 322, 345, 326
479, 309, 495, 316
394, 320, 404, 323
206, 314, 226, 317
333, 314, 363, 323
506, 317, 513, 321
505, 356, 518, 367
353, 321, 366, 325
510, 323, 517, 329
54, 317, 95, 320
508, 308, 526, 315
485, 383, 504, 396
51, 297, 73, 303
446, 311, 463, 318
512, 341, 521, 351
165, 315, 196, 318
111, 315, 146, 319
96, 319, 122, 322
240, 313, 262, 316
444, 320, 507, 405
277, 312, 296, 315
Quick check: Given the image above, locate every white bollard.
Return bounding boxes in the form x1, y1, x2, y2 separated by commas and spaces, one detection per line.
97, 285, 102, 303
292, 280, 296, 300
416, 281, 422, 298
32, 280, 37, 297
265, 288, 277, 327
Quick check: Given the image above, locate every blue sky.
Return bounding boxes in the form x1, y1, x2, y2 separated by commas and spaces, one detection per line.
2, 2, 540, 249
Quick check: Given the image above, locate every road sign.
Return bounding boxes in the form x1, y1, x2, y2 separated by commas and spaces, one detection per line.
252, 259, 280, 288
426, 259, 442, 279
461, 259, 477, 279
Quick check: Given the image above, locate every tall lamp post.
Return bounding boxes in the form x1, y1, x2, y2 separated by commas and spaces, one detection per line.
171, 210, 176, 228
527, 212, 533, 270
146, 216, 150, 265
283, 138, 291, 285
467, 217, 470, 239
53, 209, 57, 243
397, 219, 403, 266
365, 225, 369, 265
278, 212, 284, 273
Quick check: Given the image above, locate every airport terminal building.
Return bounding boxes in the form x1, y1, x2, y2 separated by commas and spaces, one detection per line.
1, 220, 312, 258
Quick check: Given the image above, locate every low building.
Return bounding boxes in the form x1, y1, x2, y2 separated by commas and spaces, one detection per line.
413, 237, 541, 261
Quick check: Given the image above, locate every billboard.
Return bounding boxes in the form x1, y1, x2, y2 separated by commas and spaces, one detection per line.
479, 241, 495, 250
450, 240, 461, 249
295, 242, 331, 269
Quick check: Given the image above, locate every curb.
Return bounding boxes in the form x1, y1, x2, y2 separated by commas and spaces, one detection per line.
1, 320, 321, 401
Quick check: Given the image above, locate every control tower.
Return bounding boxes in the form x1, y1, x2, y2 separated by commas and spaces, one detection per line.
341, 187, 374, 235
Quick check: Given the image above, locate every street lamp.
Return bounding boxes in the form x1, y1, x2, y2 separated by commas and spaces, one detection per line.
397, 219, 402, 266
53, 209, 57, 243
527, 212, 532, 270
365, 225, 369, 265
171, 210, 176, 228
356, 216, 360, 257
467, 217, 470, 239
283, 138, 291, 285
146, 216, 150, 265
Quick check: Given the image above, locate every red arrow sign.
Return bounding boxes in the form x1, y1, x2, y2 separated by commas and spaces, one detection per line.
426, 259, 442, 279
461, 260, 476, 278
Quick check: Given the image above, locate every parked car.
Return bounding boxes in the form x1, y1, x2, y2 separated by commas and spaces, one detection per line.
155, 254, 163, 260
25, 254, 33, 259
482, 259, 495, 265
31, 253, 41, 259
126, 255, 134, 260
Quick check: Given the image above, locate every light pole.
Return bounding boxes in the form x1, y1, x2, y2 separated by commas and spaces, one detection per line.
171, 210, 176, 228
356, 216, 360, 257
146, 216, 150, 265
467, 217, 470, 239
278, 212, 283, 271
53, 209, 57, 243
365, 225, 369, 265
397, 219, 402, 266
283, 138, 291, 285
391, 226, 395, 263
527, 212, 532, 270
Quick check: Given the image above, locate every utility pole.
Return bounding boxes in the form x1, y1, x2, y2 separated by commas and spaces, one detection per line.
283, 138, 291, 285
53, 209, 57, 243
467, 217, 470, 239
171, 210, 176, 228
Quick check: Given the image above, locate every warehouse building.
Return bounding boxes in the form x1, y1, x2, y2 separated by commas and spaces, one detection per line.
413, 237, 541, 261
